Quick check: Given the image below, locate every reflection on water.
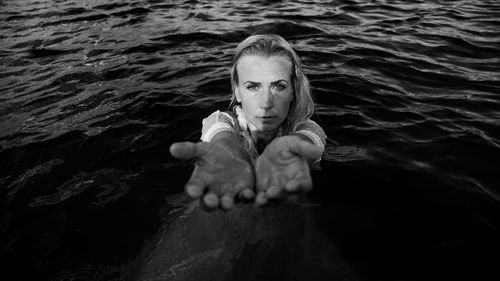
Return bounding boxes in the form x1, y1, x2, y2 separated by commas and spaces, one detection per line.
1, 0, 500, 280
137, 199, 356, 281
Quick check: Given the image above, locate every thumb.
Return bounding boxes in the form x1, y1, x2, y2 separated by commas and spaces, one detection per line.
286, 138, 323, 160
170, 142, 209, 160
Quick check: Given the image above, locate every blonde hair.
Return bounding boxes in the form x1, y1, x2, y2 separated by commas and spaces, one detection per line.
229, 34, 314, 132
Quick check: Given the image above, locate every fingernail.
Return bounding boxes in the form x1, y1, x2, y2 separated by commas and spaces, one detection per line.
256, 193, 267, 205
285, 181, 299, 192
267, 186, 281, 198
203, 193, 219, 208
242, 189, 255, 200
221, 196, 234, 210
186, 185, 202, 198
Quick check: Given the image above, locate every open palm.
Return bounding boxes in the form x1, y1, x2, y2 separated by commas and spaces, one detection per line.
254, 136, 323, 205
170, 140, 254, 210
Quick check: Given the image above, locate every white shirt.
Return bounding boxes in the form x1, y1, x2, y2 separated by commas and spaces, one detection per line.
201, 105, 326, 164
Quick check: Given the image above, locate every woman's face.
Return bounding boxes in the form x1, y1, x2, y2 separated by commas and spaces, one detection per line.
235, 55, 293, 134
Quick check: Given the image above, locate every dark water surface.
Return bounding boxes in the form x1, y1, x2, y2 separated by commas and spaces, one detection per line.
1, 0, 500, 280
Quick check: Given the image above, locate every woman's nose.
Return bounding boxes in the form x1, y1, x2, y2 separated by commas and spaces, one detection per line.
259, 88, 273, 109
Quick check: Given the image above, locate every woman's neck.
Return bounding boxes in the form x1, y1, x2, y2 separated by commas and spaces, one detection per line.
249, 129, 276, 154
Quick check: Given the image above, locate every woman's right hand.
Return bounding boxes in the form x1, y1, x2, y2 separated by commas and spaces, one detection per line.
254, 135, 323, 205
169, 135, 255, 211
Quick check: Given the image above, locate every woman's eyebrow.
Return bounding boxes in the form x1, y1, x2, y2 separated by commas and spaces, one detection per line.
271, 79, 288, 84
243, 79, 289, 85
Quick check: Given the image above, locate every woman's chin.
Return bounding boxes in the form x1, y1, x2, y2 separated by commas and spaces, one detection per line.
256, 123, 279, 133
248, 119, 281, 134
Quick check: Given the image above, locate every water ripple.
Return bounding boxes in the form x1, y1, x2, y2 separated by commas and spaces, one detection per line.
1, 0, 500, 280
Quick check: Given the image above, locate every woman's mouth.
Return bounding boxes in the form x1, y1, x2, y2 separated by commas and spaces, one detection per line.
258, 116, 277, 123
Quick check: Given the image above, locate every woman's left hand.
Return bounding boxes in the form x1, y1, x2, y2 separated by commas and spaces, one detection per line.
254, 135, 323, 205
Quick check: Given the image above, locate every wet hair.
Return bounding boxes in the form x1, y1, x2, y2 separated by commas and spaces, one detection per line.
229, 34, 314, 132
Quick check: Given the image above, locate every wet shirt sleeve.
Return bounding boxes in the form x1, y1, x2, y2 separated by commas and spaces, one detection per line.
200, 110, 237, 142
293, 119, 327, 163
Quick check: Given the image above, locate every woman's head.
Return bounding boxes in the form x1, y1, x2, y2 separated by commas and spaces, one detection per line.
229, 34, 314, 132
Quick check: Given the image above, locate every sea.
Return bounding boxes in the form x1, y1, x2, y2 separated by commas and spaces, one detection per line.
1, 0, 499, 280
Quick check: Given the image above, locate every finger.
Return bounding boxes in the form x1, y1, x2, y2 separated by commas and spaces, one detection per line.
302, 179, 313, 192
292, 170, 313, 192
285, 180, 300, 193
184, 172, 206, 199
286, 177, 313, 193
256, 176, 271, 194
266, 185, 282, 199
220, 195, 234, 210
294, 173, 313, 192
255, 192, 268, 206
238, 188, 255, 201
300, 182, 312, 193
286, 138, 323, 159
185, 183, 205, 199
203, 192, 219, 209
170, 142, 209, 160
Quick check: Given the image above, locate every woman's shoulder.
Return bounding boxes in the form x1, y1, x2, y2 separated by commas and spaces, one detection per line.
293, 119, 323, 132
200, 110, 239, 142
291, 119, 326, 147
202, 110, 237, 127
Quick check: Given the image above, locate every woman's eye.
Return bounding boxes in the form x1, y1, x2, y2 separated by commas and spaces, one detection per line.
273, 84, 286, 91
247, 85, 258, 91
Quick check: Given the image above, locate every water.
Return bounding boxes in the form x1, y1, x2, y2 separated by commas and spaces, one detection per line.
1, 0, 500, 280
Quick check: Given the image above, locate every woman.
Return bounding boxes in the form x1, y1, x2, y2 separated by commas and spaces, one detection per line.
170, 34, 326, 210
139, 39, 345, 279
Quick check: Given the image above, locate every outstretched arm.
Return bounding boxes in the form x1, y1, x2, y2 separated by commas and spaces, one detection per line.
169, 131, 255, 210
254, 135, 323, 205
